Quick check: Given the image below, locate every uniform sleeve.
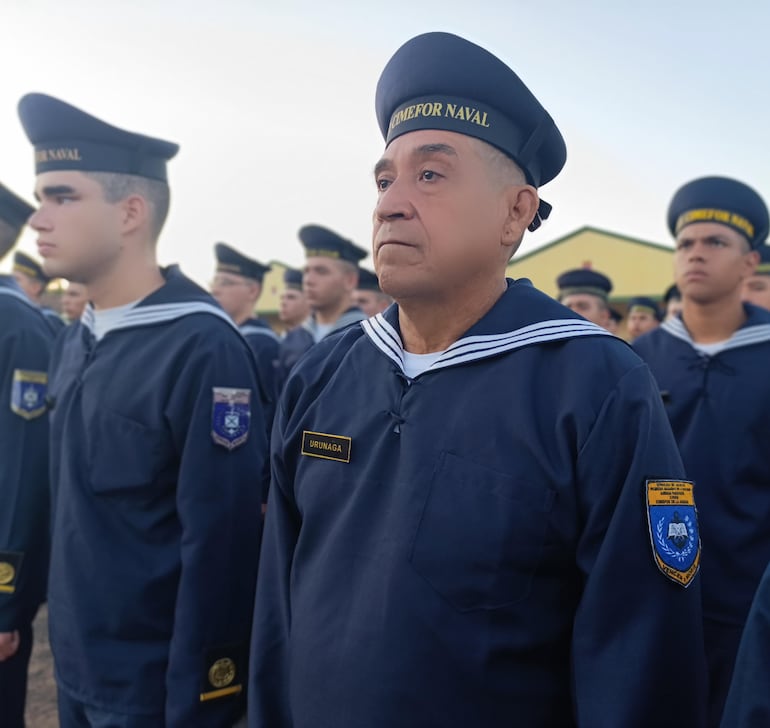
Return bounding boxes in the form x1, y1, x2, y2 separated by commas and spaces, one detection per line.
248, 395, 302, 728
163, 330, 268, 728
571, 363, 708, 727
247, 337, 279, 500
0, 323, 52, 631
720, 560, 770, 727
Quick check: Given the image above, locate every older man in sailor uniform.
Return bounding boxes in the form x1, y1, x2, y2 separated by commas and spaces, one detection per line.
250, 31, 707, 728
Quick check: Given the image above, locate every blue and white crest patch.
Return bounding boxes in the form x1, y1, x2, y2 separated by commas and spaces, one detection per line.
211, 387, 251, 451
646, 480, 700, 588
10, 370, 48, 420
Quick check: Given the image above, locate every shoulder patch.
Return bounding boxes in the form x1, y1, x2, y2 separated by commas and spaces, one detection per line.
646, 480, 701, 587
10, 370, 48, 419
211, 388, 251, 451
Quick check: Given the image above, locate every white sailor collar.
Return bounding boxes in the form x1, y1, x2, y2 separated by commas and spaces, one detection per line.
361, 281, 613, 376
81, 300, 238, 336
661, 310, 770, 355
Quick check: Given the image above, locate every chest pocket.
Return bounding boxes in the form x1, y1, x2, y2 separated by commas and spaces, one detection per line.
88, 408, 172, 495
409, 451, 555, 612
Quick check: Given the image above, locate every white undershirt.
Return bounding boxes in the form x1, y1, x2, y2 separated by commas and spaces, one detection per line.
402, 350, 445, 379
91, 300, 140, 341
692, 340, 730, 357
313, 322, 334, 343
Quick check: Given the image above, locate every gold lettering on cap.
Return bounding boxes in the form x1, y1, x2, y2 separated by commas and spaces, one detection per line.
676, 208, 755, 239
388, 101, 452, 133
444, 104, 491, 128
36, 147, 82, 163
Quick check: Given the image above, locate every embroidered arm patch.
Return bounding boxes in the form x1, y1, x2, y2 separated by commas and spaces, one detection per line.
10, 370, 47, 420
211, 388, 251, 451
646, 480, 701, 587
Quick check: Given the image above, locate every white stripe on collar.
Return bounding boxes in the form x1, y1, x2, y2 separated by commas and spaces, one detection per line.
0, 285, 38, 308
240, 324, 279, 341
81, 301, 238, 336
661, 316, 770, 354
362, 314, 612, 375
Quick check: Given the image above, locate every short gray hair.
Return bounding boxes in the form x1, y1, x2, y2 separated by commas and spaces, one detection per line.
85, 172, 170, 240
473, 139, 527, 188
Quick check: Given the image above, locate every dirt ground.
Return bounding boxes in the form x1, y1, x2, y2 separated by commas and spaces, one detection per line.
26, 604, 58, 728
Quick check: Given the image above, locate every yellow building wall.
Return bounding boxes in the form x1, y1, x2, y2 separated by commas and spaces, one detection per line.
506, 227, 675, 301
257, 261, 289, 315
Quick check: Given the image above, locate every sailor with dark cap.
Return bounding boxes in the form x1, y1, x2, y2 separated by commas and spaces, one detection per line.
626, 296, 662, 341
12, 249, 65, 332
634, 175, 770, 726
250, 32, 706, 728
277, 268, 309, 333
18, 93, 266, 727
211, 242, 279, 461
741, 243, 770, 311
0, 182, 53, 728
556, 267, 614, 329
275, 224, 367, 385
353, 266, 393, 317
663, 282, 683, 320
606, 305, 623, 335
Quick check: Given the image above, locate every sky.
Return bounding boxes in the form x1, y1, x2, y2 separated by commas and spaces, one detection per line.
1, 0, 768, 287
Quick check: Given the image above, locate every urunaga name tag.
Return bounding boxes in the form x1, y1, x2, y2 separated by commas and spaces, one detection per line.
301, 430, 351, 463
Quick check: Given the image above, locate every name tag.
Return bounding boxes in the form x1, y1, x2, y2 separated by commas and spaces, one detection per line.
301, 430, 351, 463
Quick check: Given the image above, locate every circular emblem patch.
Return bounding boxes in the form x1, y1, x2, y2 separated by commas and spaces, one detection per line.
0, 562, 15, 585
208, 658, 236, 689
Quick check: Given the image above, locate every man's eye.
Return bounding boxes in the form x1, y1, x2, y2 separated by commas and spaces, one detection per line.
420, 170, 438, 181
376, 178, 391, 191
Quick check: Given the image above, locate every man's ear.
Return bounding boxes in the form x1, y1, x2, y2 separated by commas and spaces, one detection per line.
120, 194, 149, 235
501, 185, 539, 256
742, 248, 760, 280
248, 281, 262, 305
343, 267, 360, 294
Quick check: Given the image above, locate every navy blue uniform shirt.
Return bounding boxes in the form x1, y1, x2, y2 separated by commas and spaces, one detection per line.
0, 275, 52, 632
721, 558, 770, 726
250, 279, 707, 728
635, 306, 770, 724
47, 266, 267, 726
239, 318, 279, 425
275, 308, 365, 389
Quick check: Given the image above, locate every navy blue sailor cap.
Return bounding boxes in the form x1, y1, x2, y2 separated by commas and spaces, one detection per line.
18, 93, 179, 182
356, 267, 381, 291
0, 183, 34, 230
283, 268, 303, 289
299, 224, 367, 264
663, 283, 681, 303
13, 250, 49, 285
375, 32, 567, 231
667, 176, 769, 249
628, 296, 662, 321
215, 242, 271, 282
556, 268, 612, 301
